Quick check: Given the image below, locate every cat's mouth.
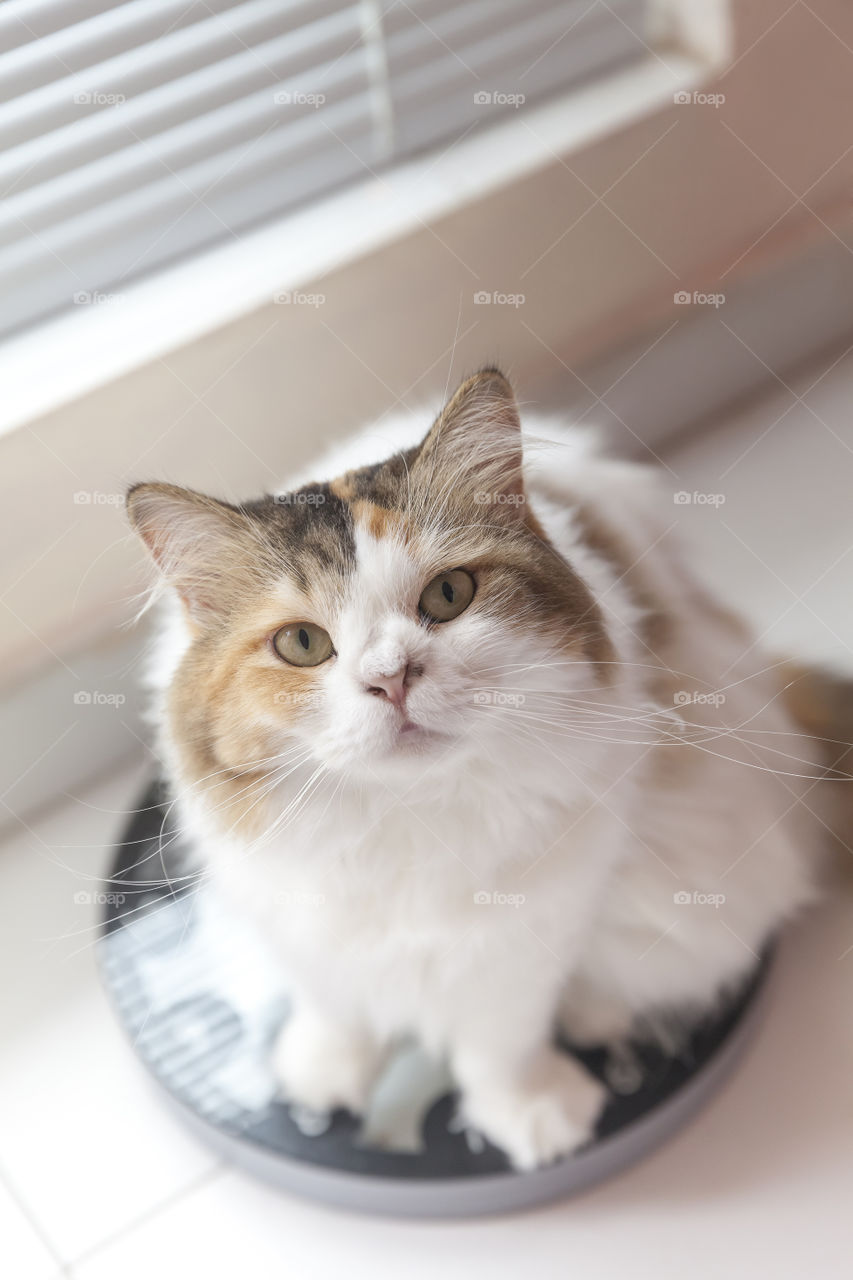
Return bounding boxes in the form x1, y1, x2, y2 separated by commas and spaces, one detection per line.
392, 717, 451, 751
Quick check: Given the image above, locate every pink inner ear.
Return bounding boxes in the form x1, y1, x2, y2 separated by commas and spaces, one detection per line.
128, 483, 255, 623
415, 370, 524, 513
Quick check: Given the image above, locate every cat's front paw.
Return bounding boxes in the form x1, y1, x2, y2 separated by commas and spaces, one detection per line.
460, 1050, 606, 1171
272, 1009, 382, 1116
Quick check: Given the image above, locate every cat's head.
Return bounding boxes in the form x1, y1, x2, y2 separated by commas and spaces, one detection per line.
127, 370, 611, 793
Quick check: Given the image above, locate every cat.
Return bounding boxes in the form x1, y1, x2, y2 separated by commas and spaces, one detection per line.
127, 367, 844, 1170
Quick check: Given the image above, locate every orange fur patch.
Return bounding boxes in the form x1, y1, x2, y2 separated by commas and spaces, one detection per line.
350, 499, 408, 542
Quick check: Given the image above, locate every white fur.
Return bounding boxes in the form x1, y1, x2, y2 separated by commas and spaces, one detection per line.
148, 411, 819, 1169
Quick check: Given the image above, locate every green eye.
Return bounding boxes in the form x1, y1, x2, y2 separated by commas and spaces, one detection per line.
418, 569, 476, 623
272, 622, 334, 667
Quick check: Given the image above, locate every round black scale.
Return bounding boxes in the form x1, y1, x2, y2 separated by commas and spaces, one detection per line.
97, 780, 772, 1217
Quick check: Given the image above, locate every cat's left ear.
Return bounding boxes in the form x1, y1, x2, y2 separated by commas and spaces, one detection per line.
416, 367, 524, 515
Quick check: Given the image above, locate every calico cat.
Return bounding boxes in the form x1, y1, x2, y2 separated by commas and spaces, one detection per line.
127, 368, 841, 1169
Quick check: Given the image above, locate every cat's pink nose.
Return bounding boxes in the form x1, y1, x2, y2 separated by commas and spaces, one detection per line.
366, 666, 409, 709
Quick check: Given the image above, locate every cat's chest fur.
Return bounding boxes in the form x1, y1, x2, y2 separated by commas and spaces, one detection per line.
198, 770, 630, 1038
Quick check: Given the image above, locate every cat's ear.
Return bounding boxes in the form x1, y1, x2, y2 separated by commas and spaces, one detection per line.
417, 368, 524, 514
126, 482, 257, 623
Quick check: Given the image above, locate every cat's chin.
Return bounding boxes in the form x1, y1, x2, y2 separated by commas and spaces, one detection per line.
311, 721, 456, 779
397, 718, 442, 744
344, 718, 459, 779
381, 718, 455, 759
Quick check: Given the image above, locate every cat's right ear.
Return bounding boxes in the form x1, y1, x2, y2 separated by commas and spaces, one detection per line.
416, 368, 524, 517
126, 482, 257, 623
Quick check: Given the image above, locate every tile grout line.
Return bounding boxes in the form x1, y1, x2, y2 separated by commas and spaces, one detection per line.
0, 1157, 70, 1277
65, 1159, 229, 1275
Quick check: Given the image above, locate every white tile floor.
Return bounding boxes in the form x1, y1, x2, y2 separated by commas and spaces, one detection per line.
3, 351, 853, 1278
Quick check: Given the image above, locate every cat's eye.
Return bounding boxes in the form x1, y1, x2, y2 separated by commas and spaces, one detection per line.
272, 622, 334, 667
418, 569, 476, 623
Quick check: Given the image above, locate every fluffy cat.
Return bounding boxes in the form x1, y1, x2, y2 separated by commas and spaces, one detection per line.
127, 368, 841, 1170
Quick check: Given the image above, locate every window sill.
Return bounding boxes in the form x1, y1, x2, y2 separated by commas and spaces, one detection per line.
0, 50, 702, 439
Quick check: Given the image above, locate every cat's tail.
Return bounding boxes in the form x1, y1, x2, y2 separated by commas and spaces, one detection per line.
778, 659, 853, 881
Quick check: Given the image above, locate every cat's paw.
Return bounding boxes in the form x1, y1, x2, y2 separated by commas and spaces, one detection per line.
460, 1051, 606, 1171
272, 1010, 381, 1116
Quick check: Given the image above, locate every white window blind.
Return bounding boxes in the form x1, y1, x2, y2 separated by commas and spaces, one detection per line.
0, 0, 648, 337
